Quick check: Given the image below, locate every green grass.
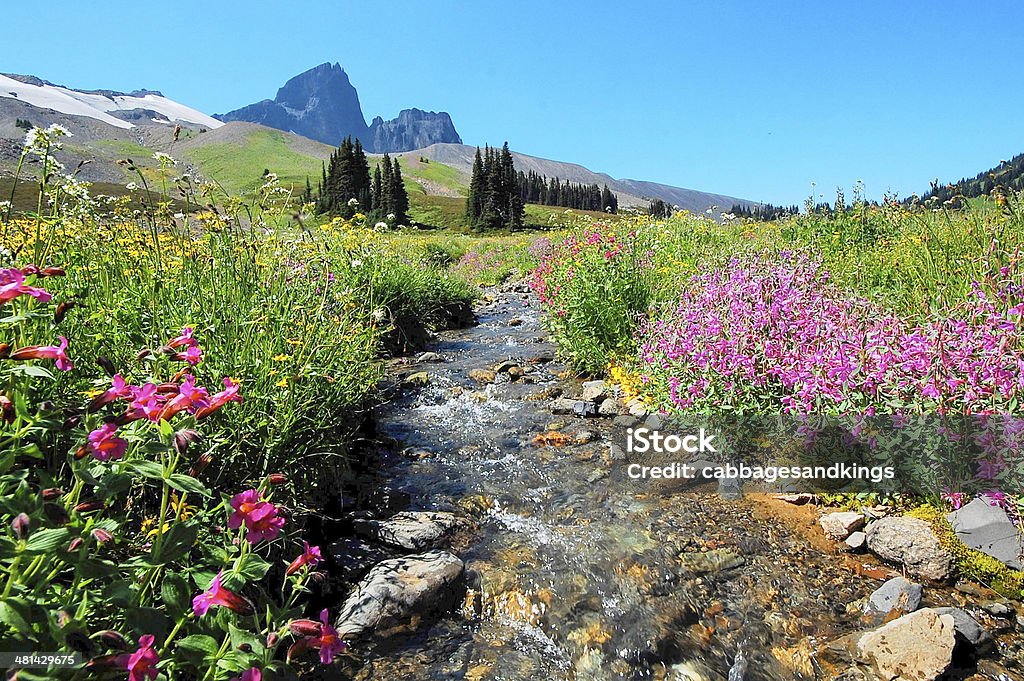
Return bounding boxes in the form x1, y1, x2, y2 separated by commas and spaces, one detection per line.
389, 155, 468, 195
182, 128, 326, 194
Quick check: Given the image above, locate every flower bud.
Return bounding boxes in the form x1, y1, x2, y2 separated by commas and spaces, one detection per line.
57, 610, 72, 627
188, 452, 213, 477
95, 355, 117, 377
95, 630, 129, 650
266, 632, 280, 647
237, 643, 253, 653
136, 349, 152, 360
173, 429, 201, 457
287, 619, 322, 638
0, 343, 9, 359
68, 537, 84, 552
62, 415, 83, 431
11, 513, 30, 540
54, 300, 76, 324
19, 265, 40, 276
43, 502, 70, 525
85, 654, 121, 670
74, 501, 105, 514
0, 395, 13, 425
41, 488, 65, 501
41, 267, 66, 278
268, 473, 287, 486
91, 528, 113, 544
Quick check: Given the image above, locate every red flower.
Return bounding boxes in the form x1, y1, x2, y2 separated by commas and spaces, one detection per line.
115, 634, 160, 681
173, 345, 203, 366
192, 571, 253, 616
89, 374, 135, 411
9, 336, 73, 371
286, 541, 323, 576
231, 670, 262, 681
157, 375, 210, 421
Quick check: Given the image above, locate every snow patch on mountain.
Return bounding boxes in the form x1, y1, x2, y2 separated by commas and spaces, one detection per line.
0, 74, 222, 130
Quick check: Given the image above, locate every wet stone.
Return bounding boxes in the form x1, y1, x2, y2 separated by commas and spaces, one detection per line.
354, 511, 463, 551
933, 606, 994, 653
866, 516, 954, 581
855, 608, 956, 681
863, 576, 922, 617
416, 351, 444, 363
820, 511, 865, 540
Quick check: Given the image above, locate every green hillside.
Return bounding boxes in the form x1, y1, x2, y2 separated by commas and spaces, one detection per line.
182, 128, 327, 194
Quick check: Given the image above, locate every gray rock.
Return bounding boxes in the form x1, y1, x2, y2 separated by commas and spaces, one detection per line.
334, 550, 465, 638
981, 602, 1014, 619
581, 379, 607, 403
845, 531, 867, 552
933, 607, 994, 652
678, 549, 745, 574
612, 415, 639, 428
551, 398, 582, 415
628, 401, 649, 417
354, 511, 462, 551
864, 577, 922, 616
415, 351, 443, 363
821, 512, 866, 540
856, 608, 956, 681
866, 516, 955, 581
643, 414, 663, 430
608, 444, 626, 461
948, 498, 1024, 570
572, 400, 599, 417
597, 397, 628, 416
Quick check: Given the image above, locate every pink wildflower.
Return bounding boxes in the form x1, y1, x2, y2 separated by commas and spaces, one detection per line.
192, 571, 253, 617
87, 423, 128, 462
9, 336, 73, 371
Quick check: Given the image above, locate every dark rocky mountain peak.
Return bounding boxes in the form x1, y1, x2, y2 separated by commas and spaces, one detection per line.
217, 63, 460, 153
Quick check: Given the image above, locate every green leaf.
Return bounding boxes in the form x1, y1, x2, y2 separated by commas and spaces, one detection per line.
161, 572, 191, 613
234, 553, 271, 582
158, 419, 175, 439
213, 649, 252, 672
177, 634, 220, 655
166, 473, 210, 497
126, 460, 165, 480
24, 527, 71, 553
0, 598, 35, 636
228, 623, 265, 657
152, 522, 199, 565
5, 364, 55, 380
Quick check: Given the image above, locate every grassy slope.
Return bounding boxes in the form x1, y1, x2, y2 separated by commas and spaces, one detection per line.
181, 128, 326, 194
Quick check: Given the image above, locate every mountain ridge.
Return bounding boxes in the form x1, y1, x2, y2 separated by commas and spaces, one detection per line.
216, 62, 461, 153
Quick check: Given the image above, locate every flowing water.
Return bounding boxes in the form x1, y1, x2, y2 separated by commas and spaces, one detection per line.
339, 289, 1023, 681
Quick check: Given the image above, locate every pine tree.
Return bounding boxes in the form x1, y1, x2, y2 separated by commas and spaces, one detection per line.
389, 157, 409, 225
372, 164, 383, 212
466, 147, 485, 223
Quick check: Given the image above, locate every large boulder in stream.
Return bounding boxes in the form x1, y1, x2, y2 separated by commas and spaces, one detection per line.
948, 497, 1024, 570
856, 608, 957, 681
353, 510, 463, 550
334, 550, 465, 638
866, 516, 954, 581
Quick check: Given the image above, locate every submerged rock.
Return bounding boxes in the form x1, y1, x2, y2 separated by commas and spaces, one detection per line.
354, 511, 462, 551
856, 608, 956, 681
866, 516, 954, 581
334, 550, 465, 638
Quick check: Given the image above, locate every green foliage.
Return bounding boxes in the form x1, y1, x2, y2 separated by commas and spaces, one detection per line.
465, 143, 524, 231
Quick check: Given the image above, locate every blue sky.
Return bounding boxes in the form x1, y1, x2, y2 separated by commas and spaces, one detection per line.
4, 1, 1023, 205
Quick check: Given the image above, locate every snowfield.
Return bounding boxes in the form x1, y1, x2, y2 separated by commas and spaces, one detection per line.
0, 74, 223, 130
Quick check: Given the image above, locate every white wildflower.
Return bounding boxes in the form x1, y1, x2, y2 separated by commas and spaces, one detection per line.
374, 221, 388, 232
347, 198, 359, 207
152, 151, 177, 168
126, 182, 139, 191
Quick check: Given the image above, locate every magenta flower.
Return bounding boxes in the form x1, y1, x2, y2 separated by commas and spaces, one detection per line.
114, 634, 160, 681
0, 267, 52, 305
983, 489, 1011, 509
195, 377, 242, 419
231, 670, 262, 681
228, 490, 285, 544
126, 383, 166, 422
287, 609, 347, 665
167, 327, 197, 349
158, 375, 210, 421
90, 374, 136, 411
286, 541, 323, 575
9, 336, 73, 371
941, 490, 967, 510
192, 571, 253, 616
86, 423, 128, 462
174, 345, 203, 366
976, 456, 1006, 480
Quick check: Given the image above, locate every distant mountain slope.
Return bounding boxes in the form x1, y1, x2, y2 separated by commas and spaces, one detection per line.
0, 73, 222, 130
217, 63, 461, 153
414, 143, 754, 213
920, 152, 1024, 203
